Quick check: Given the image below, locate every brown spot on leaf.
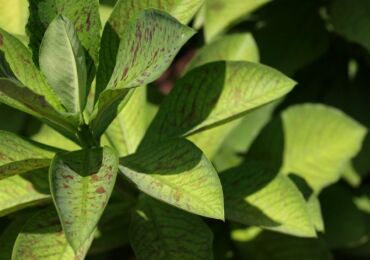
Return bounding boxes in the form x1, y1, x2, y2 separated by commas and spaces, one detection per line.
63, 183, 70, 189
90, 173, 99, 182
96, 186, 106, 194
86, 11, 91, 31
0, 34, 3, 47
61, 174, 74, 180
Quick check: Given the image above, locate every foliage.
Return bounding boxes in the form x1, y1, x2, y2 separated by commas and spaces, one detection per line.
0, 0, 369, 259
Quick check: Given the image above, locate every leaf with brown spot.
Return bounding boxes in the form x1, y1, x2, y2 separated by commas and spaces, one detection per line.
49, 146, 119, 251
119, 138, 224, 220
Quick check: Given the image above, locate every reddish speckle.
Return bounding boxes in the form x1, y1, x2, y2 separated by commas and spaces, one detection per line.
63, 183, 70, 189
91, 173, 99, 182
61, 174, 74, 180
96, 186, 106, 194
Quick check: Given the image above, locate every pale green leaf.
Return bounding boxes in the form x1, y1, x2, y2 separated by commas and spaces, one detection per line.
204, 0, 270, 41
221, 163, 316, 237
119, 138, 224, 220
27, 0, 101, 64
50, 147, 118, 251
39, 15, 87, 114
0, 0, 28, 36
0, 170, 50, 217
0, 29, 62, 110
12, 206, 94, 260
91, 9, 195, 138
141, 61, 295, 147
104, 86, 148, 156
329, 0, 370, 52
130, 196, 213, 260
282, 104, 367, 192
96, 0, 204, 96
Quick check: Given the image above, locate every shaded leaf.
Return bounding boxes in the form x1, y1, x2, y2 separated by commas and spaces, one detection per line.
12, 206, 93, 259
130, 196, 213, 260
119, 138, 224, 220
0, 159, 50, 180
39, 15, 87, 114
50, 147, 118, 251
141, 61, 295, 147
221, 163, 316, 237
329, 0, 370, 52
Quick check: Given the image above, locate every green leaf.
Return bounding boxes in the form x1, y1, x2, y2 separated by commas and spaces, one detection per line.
281, 104, 367, 192
0, 159, 50, 180
232, 228, 332, 260
187, 33, 259, 71
90, 9, 195, 138
185, 33, 260, 158
0, 0, 28, 36
204, 0, 270, 41
0, 78, 79, 140
27, 0, 101, 65
39, 15, 87, 114
104, 86, 148, 156
141, 61, 295, 147
96, 0, 203, 96
329, 0, 370, 52
221, 163, 316, 237
49, 146, 119, 251
0, 29, 62, 110
12, 206, 94, 260
0, 170, 50, 217
130, 196, 214, 259
119, 138, 224, 220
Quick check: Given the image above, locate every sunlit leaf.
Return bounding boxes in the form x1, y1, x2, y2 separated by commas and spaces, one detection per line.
130, 196, 214, 259
39, 15, 87, 114
119, 138, 224, 220
12, 206, 94, 259
50, 147, 118, 251
0, 0, 28, 36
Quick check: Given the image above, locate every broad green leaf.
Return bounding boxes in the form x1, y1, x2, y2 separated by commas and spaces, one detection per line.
96, 0, 204, 96
104, 86, 148, 156
27, 0, 101, 64
0, 29, 62, 110
0, 170, 50, 217
187, 33, 259, 71
89, 201, 133, 254
232, 228, 332, 260
0, 159, 50, 180
0, 78, 79, 140
119, 138, 224, 220
39, 15, 87, 114
281, 104, 367, 192
329, 0, 370, 52
91, 9, 195, 138
50, 147, 118, 251
221, 163, 316, 237
141, 61, 295, 147
130, 196, 214, 260
204, 0, 270, 41
0, 0, 28, 36
12, 206, 94, 260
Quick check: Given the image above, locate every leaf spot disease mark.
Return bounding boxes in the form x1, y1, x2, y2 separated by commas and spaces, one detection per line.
96, 186, 106, 194
61, 174, 74, 180
0, 34, 3, 47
